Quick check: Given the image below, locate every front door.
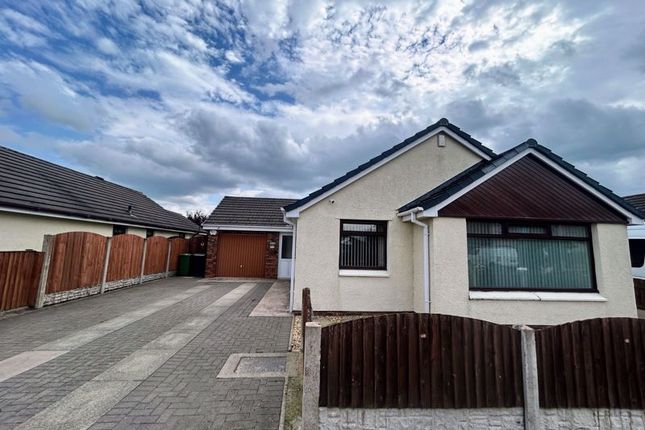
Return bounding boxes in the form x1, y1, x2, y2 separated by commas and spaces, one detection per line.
278, 233, 293, 279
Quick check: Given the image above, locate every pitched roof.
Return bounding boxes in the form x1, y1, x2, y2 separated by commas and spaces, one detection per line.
399, 139, 645, 222
624, 194, 645, 213
0, 145, 200, 232
205, 196, 298, 228
284, 118, 495, 213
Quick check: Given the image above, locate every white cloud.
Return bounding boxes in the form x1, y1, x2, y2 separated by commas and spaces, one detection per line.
96, 37, 119, 55
0, 60, 102, 132
1, 0, 644, 214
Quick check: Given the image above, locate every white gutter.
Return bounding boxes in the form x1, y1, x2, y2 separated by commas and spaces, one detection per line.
282, 208, 297, 312
410, 210, 430, 314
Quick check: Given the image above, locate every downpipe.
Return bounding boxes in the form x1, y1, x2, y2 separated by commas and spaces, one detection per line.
410, 211, 430, 313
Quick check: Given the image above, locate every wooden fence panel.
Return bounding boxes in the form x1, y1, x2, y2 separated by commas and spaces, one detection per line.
107, 234, 144, 282
168, 237, 189, 271
536, 317, 645, 409
46, 232, 107, 293
0, 251, 43, 311
319, 313, 523, 408
144, 236, 169, 275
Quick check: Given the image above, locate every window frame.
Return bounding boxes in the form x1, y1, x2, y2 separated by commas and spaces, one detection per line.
339, 219, 388, 271
467, 220, 598, 293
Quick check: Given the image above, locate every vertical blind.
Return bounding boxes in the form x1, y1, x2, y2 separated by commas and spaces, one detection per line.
467, 221, 595, 290
339, 221, 387, 270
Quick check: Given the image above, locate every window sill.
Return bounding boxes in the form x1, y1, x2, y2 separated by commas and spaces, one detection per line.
469, 291, 607, 302
339, 270, 390, 278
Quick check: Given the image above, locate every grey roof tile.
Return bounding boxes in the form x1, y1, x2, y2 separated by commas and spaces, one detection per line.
0, 146, 200, 232
206, 196, 297, 228
625, 194, 645, 213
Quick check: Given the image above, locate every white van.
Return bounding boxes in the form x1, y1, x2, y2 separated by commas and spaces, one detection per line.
628, 225, 645, 279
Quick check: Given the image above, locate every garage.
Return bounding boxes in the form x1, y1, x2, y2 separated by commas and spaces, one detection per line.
203, 196, 297, 279
216, 232, 267, 277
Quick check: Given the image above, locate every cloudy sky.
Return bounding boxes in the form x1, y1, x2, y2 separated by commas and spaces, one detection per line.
1, 1, 644, 213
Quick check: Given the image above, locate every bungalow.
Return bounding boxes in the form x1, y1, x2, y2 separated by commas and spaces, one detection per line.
283, 118, 644, 325
0, 145, 200, 252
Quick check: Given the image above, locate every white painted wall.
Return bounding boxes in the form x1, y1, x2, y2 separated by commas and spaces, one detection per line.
428, 218, 637, 325
293, 134, 483, 311
0, 211, 113, 251
0, 211, 187, 251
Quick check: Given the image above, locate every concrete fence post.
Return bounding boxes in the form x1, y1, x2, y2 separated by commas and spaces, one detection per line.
165, 240, 172, 278
516, 325, 540, 430
99, 237, 112, 294
34, 235, 54, 309
139, 238, 148, 284
303, 322, 321, 430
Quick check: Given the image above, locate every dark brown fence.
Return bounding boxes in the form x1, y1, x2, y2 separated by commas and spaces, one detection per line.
536, 317, 645, 409
144, 236, 169, 275
319, 313, 523, 409
168, 237, 189, 271
635, 278, 645, 310
107, 234, 145, 281
46, 232, 107, 293
0, 251, 43, 311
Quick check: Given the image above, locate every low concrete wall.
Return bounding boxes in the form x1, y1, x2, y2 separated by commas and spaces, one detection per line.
319, 408, 524, 429
43, 272, 170, 306
319, 408, 645, 430
542, 409, 645, 429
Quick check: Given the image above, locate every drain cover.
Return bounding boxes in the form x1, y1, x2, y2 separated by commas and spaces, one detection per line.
217, 353, 287, 378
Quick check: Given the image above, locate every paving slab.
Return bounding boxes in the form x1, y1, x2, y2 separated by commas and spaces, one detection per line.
0, 277, 291, 430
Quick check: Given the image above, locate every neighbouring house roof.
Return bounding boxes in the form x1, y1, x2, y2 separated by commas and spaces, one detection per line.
398, 139, 645, 224
283, 118, 496, 215
0, 145, 200, 233
624, 194, 645, 213
204, 196, 298, 230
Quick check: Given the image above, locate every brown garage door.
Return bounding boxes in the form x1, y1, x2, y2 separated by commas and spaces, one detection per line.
216, 233, 267, 277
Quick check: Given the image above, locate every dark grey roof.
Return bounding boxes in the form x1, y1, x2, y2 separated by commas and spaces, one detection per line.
399, 139, 645, 220
284, 118, 496, 212
0, 145, 200, 232
206, 196, 298, 228
624, 194, 645, 213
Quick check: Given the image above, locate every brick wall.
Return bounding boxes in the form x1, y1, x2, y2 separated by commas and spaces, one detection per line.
264, 233, 279, 279
204, 231, 279, 279
205, 234, 218, 278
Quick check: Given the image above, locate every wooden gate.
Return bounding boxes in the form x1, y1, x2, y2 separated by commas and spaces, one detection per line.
216, 233, 266, 277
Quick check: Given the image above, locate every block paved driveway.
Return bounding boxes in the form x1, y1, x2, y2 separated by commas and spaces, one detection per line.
0, 278, 292, 429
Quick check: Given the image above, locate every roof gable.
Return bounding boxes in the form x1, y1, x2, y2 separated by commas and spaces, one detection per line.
0, 146, 200, 232
439, 154, 627, 223
284, 118, 495, 216
400, 140, 644, 225
204, 196, 297, 230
